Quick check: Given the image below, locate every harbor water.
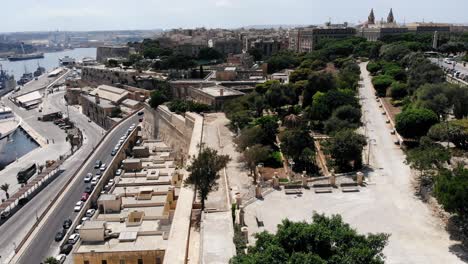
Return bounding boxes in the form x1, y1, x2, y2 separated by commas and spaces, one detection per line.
0, 48, 96, 80
0, 48, 96, 170
0, 127, 39, 170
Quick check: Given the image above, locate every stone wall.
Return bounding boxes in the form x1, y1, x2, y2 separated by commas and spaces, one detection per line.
142, 104, 198, 156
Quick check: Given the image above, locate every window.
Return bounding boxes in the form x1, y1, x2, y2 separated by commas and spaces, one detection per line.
156, 257, 162, 264
84, 261, 90, 264
138, 259, 143, 264
120, 260, 126, 264
102, 261, 107, 264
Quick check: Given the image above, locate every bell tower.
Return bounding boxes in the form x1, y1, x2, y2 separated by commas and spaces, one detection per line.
387, 8, 395, 23
368, 8, 375, 25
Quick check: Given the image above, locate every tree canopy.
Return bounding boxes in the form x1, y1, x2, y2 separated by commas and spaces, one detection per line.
230, 213, 389, 264
395, 108, 439, 139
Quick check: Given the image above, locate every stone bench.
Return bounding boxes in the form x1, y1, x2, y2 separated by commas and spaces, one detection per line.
341, 187, 360, 192
284, 189, 302, 195
314, 187, 333, 193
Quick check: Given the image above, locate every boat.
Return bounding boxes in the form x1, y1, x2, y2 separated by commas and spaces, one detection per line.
0, 107, 20, 157
34, 64, 46, 77
59, 56, 75, 66
17, 72, 33, 86
7, 53, 44, 61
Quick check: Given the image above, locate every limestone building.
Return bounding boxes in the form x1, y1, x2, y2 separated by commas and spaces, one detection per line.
357, 9, 408, 41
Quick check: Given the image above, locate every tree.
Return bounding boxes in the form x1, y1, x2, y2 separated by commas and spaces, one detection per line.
302, 72, 336, 107
252, 116, 279, 146
110, 107, 122, 118
379, 43, 411, 62
406, 137, 450, 178
328, 129, 366, 171
427, 120, 468, 150
266, 52, 301, 74
0, 183, 10, 199
241, 144, 272, 183
280, 129, 314, 161
43, 257, 60, 264
434, 165, 468, 218
234, 126, 264, 151
372, 75, 394, 97
395, 108, 439, 139
366, 62, 381, 75
332, 105, 362, 124
185, 146, 230, 210
307, 89, 359, 121
149, 90, 168, 109
389, 82, 408, 99
198, 47, 223, 61
248, 48, 263, 61
230, 213, 389, 264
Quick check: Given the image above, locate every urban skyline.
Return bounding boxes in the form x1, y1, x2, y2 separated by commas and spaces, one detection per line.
1, 0, 467, 32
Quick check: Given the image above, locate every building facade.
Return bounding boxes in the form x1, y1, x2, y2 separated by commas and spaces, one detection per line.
96, 46, 130, 63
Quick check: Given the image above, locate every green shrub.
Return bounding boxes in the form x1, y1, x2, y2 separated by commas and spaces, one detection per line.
395, 108, 439, 139
366, 62, 381, 75
389, 82, 408, 99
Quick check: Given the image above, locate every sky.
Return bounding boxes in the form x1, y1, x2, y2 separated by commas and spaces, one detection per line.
1, 0, 467, 32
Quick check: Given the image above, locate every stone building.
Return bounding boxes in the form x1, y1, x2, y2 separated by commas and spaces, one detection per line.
357, 9, 408, 41
288, 24, 356, 52
96, 46, 130, 63
189, 85, 244, 110
212, 38, 243, 55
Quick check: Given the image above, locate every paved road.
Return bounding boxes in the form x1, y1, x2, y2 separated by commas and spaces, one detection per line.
0, 90, 104, 261
358, 62, 463, 263
430, 58, 468, 77
17, 114, 139, 263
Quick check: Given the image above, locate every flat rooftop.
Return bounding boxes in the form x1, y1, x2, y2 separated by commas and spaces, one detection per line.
196, 85, 244, 97
76, 235, 168, 253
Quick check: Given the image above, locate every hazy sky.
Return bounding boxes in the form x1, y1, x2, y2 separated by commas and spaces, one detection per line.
1, 0, 467, 32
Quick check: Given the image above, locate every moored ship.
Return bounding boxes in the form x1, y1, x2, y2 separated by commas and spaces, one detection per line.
7, 52, 44, 61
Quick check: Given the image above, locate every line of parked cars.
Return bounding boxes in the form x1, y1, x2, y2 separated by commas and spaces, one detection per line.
111, 123, 136, 156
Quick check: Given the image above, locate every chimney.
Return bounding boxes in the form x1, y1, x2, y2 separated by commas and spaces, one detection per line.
95, 93, 100, 104
220, 88, 224, 96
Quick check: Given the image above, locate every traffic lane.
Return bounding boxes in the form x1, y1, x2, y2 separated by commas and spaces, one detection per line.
0, 109, 103, 257
20, 116, 139, 263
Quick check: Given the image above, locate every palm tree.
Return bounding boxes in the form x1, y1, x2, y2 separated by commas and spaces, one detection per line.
44, 257, 59, 264
0, 183, 10, 199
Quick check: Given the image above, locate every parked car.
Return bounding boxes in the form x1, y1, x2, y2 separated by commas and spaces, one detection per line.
68, 233, 80, 244
81, 192, 89, 201
75, 224, 82, 232
60, 244, 73, 255
0, 210, 10, 219
94, 160, 102, 169
74, 201, 83, 212
55, 254, 66, 264
84, 185, 93, 194
81, 216, 90, 223
95, 171, 101, 176
84, 173, 92, 183
120, 136, 127, 141
63, 219, 72, 229
138, 111, 144, 116
85, 209, 96, 217
115, 169, 123, 176
111, 150, 117, 156
55, 229, 66, 242
100, 164, 107, 171
90, 177, 98, 187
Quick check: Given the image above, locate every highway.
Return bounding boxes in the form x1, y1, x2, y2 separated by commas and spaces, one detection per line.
0, 89, 104, 261
15, 113, 139, 263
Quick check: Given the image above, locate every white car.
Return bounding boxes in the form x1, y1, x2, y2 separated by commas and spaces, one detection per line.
55, 254, 66, 264
120, 136, 127, 141
81, 216, 90, 223
74, 201, 83, 212
115, 169, 123, 176
84, 173, 92, 183
86, 209, 96, 217
118, 139, 124, 145
68, 233, 80, 244
90, 179, 98, 187
100, 164, 107, 171
75, 224, 82, 232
